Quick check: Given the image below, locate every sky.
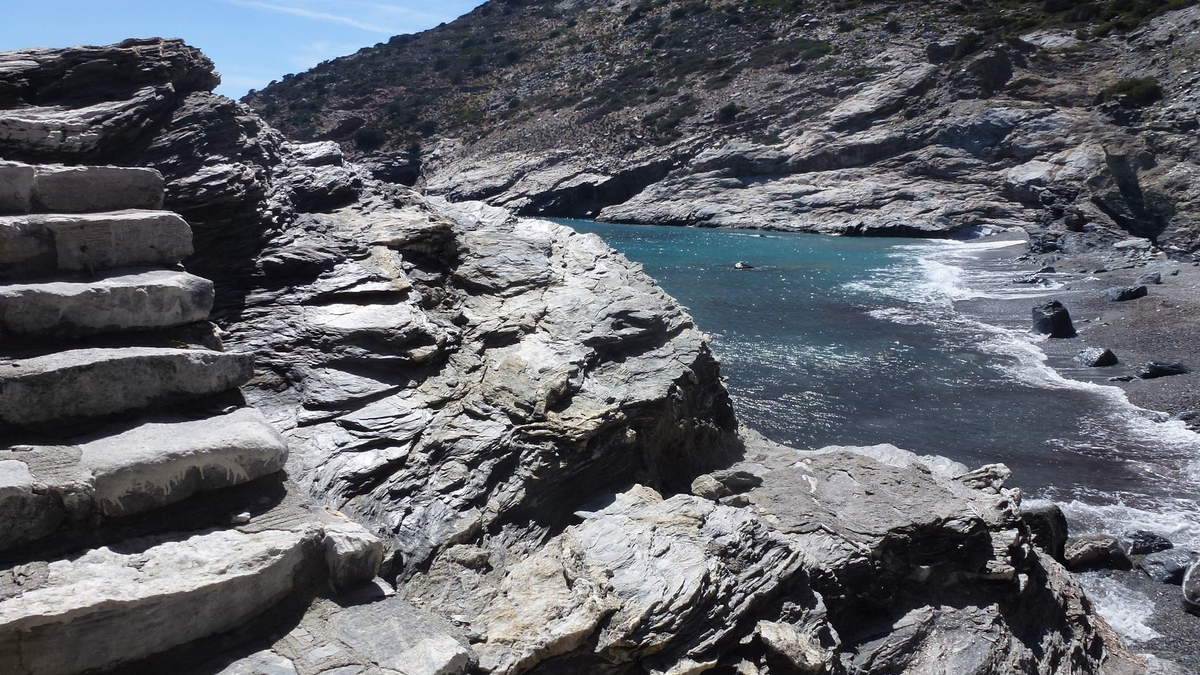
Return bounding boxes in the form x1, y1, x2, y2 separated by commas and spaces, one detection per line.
1, 0, 487, 98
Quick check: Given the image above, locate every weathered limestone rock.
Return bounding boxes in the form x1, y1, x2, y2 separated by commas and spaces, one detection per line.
0, 210, 193, 280
0, 347, 253, 426
0, 269, 213, 338
80, 408, 288, 517
31, 165, 164, 213
0, 527, 309, 675
0, 161, 34, 214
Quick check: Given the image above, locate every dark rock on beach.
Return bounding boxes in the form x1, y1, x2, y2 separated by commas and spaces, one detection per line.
1186, 562, 1200, 614
1139, 361, 1190, 379
1104, 285, 1149, 302
1032, 300, 1076, 338
1124, 530, 1174, 556
1075, 347, 1119, 368
1140, 549, 1195, 585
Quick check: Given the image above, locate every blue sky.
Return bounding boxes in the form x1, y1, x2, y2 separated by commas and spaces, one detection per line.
1, 0, 486, 98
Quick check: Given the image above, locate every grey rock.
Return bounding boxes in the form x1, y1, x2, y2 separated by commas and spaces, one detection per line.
1185, 561, 1200, 613
1064, 535, 1134, 572
1104, 285, 1148, 302
0, 161, 34, 214
0, 269, 213, 338
1032, 300, 1076, 338
1022, 503, 1069, 561
1138, 548, 1194, 584
1074, 347, 1119, 368
0, 347, 253, 427
0, 527, 313, 675
1138, 361, 1190, 379
79, 408, 288, 518
31, 165, 164, 213
1123, 529, 1173, 555
1137, 271, 1163, 285
0, 210, 193, 280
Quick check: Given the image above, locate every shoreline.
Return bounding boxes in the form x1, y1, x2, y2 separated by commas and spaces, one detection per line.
934, 231, 1200, 670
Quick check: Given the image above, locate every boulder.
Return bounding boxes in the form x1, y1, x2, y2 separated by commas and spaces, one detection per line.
1064, 535, 1133, 572
1031, 300, 1076, 338
1138, 548, 1194, 585
1074, 347, 1118, 368
0, 347, 253, 427
1104, 285, 1148, 302
31, 165, 164, 213
1021, 503, 1069, 561
1138, 361, 1190, 379
1137, 271, 1163, 285
1123, 530, 1173, 555
1186, 561, 1200, 613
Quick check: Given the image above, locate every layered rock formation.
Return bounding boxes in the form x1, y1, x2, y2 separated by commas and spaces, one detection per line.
0, 161, 383, 674
0, 39, 1145, 673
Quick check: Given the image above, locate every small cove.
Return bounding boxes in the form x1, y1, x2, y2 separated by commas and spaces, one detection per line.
556, 217, 1200, 658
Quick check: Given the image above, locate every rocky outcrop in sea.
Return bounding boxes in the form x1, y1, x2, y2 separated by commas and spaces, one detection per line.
0, 39, 1144, 674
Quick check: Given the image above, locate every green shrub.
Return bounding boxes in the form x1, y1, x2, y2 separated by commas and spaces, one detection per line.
716, 102, 740, 123
1100, 77, 1163, 105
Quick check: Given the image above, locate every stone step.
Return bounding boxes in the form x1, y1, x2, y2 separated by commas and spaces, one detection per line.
0, 269, 213, 339
0, 408, 289, 551
0, 210, 192, 281
0, 347, 253, 427
0, 162, 163, 215
0, 493, 383, 675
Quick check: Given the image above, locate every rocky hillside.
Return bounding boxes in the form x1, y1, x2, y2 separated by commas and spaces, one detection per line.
0, 39, 1145, 673
247, 0, 1200, 255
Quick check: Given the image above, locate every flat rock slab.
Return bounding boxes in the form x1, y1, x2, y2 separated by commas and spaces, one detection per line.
0, 269, 213, 338
0, 162, 34, 215
31, 165, 164, 213
81, 408, 288, 517
0, 527, 311, 675
0, 409, 289, 549
0, 347, 253, 427
0, 163, 163, 215
0, 210, 192, 280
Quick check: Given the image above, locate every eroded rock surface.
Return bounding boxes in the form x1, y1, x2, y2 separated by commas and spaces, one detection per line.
0, 39, 1143, 674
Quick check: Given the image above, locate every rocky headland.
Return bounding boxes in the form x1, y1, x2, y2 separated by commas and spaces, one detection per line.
0, 37, 1158, 674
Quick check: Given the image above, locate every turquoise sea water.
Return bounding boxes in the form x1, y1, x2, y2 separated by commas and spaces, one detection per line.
557, 218, 1199, 530
557, 217, 1200, 649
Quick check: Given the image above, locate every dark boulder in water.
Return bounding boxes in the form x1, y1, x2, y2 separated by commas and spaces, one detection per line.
1139, 548, 1194, 585
1104, 285, 1148, 302
1032, 300, 1077, 338
1123, 530, 1173, 555
1075, 347, 1119, 367
1064, 535, 1133, 572
1021, 503, 1069, 562
1138, 361, 1190, 379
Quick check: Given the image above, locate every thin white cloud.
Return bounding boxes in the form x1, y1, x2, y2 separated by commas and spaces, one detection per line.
224, 0, 397, 34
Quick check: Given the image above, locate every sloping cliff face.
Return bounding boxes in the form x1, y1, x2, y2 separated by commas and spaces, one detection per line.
247, 0, 1200, 255
0, 40, 1142, 673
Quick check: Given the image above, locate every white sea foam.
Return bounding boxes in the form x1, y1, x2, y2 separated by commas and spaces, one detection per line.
1075, 574, 1163, 643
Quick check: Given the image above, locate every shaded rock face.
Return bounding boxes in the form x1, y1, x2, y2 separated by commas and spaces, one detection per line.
0, 40, 1143, 674
1032, 300, 1077, 338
